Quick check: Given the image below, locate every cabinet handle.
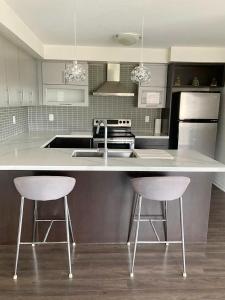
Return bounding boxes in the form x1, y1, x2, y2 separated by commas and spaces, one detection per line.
59, 103, 72, 106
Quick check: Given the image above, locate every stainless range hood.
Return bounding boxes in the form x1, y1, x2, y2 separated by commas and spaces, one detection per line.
93, 63, 135, 97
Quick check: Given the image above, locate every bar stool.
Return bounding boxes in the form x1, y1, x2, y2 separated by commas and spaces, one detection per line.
13, 176, 76, 280
127, 176, 190, 278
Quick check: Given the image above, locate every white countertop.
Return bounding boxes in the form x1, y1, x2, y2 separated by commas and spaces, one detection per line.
0, 132, 224, 172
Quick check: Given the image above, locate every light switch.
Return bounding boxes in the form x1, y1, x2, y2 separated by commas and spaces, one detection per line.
12, 116, 16, 124
145, 116, 150, 123
49, 114, 54, 122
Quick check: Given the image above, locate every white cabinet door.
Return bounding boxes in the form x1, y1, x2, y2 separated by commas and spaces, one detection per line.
0, 36, 8, 107
140, 64, 167, 87
42, 62, 66, 84
19, 49, 38, 106
43, 85, 88, 106
5, 40, 21, 106
29, 59, 38, 106
138, 87, 166, 108
19, 50, 29, 106
65, 62, 89, 86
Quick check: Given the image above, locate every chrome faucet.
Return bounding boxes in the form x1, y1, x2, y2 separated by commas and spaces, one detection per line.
96, 119, 108, 159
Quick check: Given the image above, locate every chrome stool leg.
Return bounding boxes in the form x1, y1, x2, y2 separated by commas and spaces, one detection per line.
64, 196, 73, 279
127, 193, 138, 246
130, 195, 142, 277
13, 197, 25, 280
179, 196, 186, 278
32, 200, 38, 247
163, 201, 169, 246
67, 204, 75, 246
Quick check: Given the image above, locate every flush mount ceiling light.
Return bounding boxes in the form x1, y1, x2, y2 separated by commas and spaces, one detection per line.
131, 17, 151, 84
65, 11, 86, 82
114, 33, 141, 46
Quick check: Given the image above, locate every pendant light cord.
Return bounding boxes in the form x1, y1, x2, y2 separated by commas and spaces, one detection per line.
73, 0, 77, 63
74, 12, 77, 62
140, 16, 144, 65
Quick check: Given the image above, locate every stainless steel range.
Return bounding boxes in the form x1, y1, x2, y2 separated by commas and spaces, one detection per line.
93, 119, 135, 149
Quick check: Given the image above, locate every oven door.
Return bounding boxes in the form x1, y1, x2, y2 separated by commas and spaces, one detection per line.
93, 138, 134, 149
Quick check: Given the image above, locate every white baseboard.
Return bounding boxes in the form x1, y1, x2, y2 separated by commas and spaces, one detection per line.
213, 180, 225, 193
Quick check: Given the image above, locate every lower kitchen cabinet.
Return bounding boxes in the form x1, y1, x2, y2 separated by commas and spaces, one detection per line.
45, 137, 92, 148
135, 137, 169, 149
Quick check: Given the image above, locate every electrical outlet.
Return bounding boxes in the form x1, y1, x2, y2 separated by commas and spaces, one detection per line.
49, 114, 54, 122
145, 116, 150, 123
12, 116, 16, 124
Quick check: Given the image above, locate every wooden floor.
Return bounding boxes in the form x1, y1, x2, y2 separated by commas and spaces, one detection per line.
1, 186, 225, 299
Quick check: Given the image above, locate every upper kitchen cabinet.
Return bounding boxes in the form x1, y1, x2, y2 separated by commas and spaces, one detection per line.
19, 50, 38, 106
140, 64, 167, 87
138, 64, 167, 108
0, 36, 8, 107
4, 39, 22, 107
42, 61, 89, 106
42, 61, 88, 86
42, 62, 66, 84
168, 63, 225, 88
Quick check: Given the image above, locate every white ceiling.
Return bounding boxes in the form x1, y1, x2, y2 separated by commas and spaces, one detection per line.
5, 0, 225, 48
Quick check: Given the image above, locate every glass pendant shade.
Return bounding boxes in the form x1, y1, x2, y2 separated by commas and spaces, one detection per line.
131, 63, 151, 83
65, 60, 86, 82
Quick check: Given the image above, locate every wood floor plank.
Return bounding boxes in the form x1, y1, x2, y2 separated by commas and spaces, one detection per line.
0, 186, 224, 298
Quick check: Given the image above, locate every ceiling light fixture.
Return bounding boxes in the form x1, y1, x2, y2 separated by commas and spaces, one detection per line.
114, 33, 141, 46
131, 17, 151, 84
65, 11, 86, 82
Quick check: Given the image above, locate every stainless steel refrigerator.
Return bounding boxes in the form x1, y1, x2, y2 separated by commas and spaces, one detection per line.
169, 92, 220, 157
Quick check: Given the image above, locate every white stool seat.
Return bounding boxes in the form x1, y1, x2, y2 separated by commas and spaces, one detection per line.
13, 176, 76, 280
131, 176, 190, 201
14, 176, 76, 201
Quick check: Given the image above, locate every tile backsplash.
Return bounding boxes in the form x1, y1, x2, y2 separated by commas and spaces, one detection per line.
28, 63, 162, 134
0, 107, 28, 141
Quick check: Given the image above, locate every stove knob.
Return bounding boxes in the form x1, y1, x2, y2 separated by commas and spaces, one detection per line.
119, 120, 122, 124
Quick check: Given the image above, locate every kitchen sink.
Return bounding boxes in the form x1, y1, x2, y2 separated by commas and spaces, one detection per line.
72, 149, 137, 158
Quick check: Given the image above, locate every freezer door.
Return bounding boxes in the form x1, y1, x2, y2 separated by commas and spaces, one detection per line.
178, 122, 218, 157
179, 92, 220, 120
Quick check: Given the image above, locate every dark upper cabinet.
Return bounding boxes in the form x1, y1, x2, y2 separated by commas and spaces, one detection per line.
168, 63, 225, 88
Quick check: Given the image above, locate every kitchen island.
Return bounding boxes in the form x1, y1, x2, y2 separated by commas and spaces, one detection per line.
0, 132, 224, 245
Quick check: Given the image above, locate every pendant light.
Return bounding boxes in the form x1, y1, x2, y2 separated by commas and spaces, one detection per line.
131, 17, 151, 84
65, 11, 86, 82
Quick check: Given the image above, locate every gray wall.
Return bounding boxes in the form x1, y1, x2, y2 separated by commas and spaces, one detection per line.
28, 63, 162, 135
0, 107, 28, 141
0, 63, 162, 139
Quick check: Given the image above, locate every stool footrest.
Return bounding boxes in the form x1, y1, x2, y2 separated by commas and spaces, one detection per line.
136, 241, 182, 244
35, 219, 65, 222
134, 218, 166, 222
20, 241, 70, 245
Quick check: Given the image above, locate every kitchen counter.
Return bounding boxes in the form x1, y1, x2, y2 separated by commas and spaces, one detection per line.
0, 132, 224, 172
0, 131, 224, 245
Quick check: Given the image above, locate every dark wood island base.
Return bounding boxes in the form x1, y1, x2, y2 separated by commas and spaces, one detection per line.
0, 171, 212, 245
